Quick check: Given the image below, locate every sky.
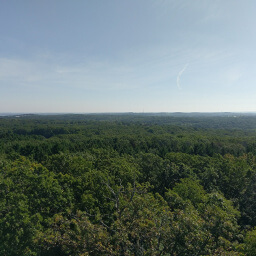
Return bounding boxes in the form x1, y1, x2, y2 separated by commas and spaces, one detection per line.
1, 0, 256, 113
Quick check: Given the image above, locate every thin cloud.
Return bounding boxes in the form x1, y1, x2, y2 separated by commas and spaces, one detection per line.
177, 63, 189, 89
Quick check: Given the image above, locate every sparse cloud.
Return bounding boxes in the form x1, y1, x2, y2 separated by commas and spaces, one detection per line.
177, 63, 189, 89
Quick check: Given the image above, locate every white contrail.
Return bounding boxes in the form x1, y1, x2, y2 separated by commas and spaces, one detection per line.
177, 63, 189, 89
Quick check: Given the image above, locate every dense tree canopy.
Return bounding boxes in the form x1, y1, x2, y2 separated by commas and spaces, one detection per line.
1, 113, 256, 255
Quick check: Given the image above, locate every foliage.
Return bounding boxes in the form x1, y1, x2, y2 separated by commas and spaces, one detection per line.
1, 113, 256, 255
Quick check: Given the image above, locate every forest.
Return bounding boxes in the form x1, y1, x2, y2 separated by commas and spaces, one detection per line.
1, 113, 256, 255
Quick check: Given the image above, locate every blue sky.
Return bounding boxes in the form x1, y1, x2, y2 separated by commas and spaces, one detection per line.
1, 0, 256, 113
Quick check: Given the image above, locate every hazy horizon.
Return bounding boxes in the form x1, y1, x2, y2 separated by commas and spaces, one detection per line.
1, 1, 256, 113
1, 111, 256, 115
